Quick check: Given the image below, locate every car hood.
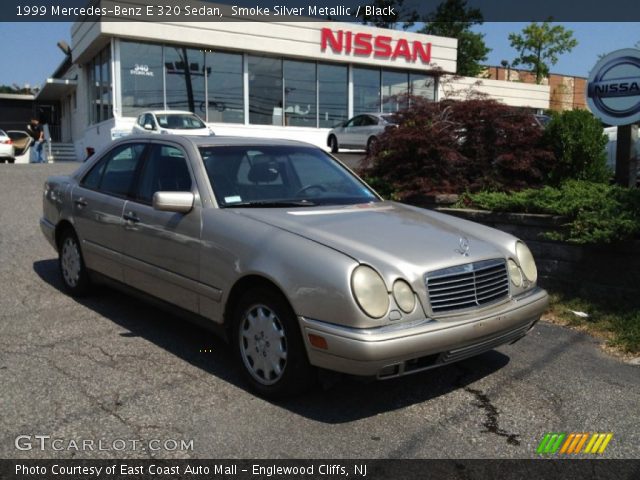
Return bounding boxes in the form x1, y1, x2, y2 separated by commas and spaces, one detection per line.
233, 201, 513, 281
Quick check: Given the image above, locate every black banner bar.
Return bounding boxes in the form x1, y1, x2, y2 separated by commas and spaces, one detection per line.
1, 460, 639, 480
2, 0, 640, 22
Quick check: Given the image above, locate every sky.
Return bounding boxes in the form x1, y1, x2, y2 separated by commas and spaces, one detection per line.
1, 21, 640, 88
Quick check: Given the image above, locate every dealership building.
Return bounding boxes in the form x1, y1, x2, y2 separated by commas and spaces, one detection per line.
37, 13, 550, 159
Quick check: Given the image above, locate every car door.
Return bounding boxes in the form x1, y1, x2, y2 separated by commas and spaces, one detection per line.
71, 141, 148, 282
340, 115, 363, 147
121, 141, 202, 313
356, 115, 379, 148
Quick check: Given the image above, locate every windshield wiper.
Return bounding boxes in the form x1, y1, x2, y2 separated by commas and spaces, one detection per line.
225, 200, 317, 208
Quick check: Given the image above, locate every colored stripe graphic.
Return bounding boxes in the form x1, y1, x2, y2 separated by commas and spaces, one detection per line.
537, 433, 613, 455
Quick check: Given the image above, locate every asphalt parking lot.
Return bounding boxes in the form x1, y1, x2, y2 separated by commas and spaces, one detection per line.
0, 163, 638, 459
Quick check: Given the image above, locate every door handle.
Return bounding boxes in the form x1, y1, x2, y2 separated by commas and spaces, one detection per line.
74, 197, 88, 207
123, 212, 140, 223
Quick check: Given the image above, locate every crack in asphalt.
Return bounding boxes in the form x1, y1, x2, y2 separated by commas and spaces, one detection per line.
455, 364, 521, 446
463, 386, 520, 446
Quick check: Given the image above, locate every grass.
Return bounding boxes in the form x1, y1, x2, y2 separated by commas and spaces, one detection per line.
544, 289, 640, 356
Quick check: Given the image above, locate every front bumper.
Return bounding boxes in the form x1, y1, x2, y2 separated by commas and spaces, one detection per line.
300, 287, 548, 378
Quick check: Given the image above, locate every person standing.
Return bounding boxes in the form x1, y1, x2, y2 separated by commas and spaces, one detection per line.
27, 118, 45, 163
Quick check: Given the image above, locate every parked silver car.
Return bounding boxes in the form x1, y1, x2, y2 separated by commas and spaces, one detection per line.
327, 113, 396, 153
40, 135, 548, 397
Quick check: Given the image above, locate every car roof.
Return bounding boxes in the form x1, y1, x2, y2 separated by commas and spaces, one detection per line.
119, 134, 317, 149
140, 110, 198, 116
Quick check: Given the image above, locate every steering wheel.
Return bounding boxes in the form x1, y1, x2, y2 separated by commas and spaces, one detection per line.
294, 184, 327, 197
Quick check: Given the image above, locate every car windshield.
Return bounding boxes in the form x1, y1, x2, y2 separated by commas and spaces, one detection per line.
200, 145, 380, 208
156, 113, 206, 130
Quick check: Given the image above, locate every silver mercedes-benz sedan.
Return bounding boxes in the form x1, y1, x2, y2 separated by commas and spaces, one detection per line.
40, 135, 548, 397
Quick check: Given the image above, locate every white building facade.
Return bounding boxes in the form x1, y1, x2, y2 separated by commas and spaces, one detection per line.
40, 16, 550, 159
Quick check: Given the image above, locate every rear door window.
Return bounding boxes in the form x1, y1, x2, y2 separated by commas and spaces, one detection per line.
80, 143, 147, 197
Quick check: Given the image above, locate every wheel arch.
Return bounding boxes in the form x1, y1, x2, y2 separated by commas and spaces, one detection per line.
223, 274, 295, 336
54, 219, 76, 250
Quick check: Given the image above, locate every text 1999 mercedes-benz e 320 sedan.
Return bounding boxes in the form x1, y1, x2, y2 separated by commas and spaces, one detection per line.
41, 135, 548, 397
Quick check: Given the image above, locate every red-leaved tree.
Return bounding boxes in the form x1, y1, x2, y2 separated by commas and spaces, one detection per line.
359, 97, 555, 200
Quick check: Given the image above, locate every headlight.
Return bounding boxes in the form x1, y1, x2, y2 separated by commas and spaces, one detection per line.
392, 280, 416, 313
507, 259, 522, 287
351, 265, 389, 318
515, 241, 537, 283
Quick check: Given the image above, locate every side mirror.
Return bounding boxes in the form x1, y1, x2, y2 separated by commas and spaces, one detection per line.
152, 191, 194, 213
143, 123, 154, 131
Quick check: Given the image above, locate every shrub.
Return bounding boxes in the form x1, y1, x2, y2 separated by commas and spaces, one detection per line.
543, 109, 611, 184
359, 97, 555, 199
457, 180, 640, 244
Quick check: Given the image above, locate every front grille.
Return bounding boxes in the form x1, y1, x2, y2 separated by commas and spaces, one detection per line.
425, 259, 509, 314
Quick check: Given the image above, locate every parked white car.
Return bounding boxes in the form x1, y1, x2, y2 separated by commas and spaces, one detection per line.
132, 111, 214, 136
327, 113, 397, 153
0, 129, 15, 163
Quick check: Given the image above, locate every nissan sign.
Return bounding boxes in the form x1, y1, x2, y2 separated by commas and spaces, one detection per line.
321, 28, 432, 64
586, 48, 640, 125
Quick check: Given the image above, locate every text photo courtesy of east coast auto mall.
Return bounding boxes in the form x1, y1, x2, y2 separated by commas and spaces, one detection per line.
0, 0, 639, 479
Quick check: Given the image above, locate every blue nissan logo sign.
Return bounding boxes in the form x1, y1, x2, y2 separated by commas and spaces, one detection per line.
587, 48, 640, 125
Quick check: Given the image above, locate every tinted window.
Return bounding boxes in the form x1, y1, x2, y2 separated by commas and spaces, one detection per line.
206, 51, 244, 124
353, 67, 380, 115
133, 144, 192, 203
165, 46, 205, 113
318, 63, 347, 128
81, 157, 108, 190
284, 60, 316, 127
120, 42, 164, 117
382, 70, 408, 113
85, 143, 146, 197
248, 55, 283, 125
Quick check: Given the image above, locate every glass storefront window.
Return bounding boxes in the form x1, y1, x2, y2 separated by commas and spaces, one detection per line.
88, 45, 113, 125
248, 55, 283, 125
118, 40, 436, 128
318, 63, 347, 128
164, 46, 205, 114
353, 67, 380, 115
205, 51, 244, 124
382, 70, 408, 113
120, 41, 164, 117
410, 73, 436, 100
284, 60, 317, 127
100, 49, 112, 120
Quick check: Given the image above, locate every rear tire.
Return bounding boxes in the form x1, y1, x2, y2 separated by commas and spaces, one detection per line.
8, 158, 15, 164
58, 228, 92, 296
328, 135, 339, 154
232, 286, 315, 398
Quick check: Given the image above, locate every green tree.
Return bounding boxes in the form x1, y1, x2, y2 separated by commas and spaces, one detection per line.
419, 0, 490, 77
509, 22, 578, 84
543, 109, 610, 185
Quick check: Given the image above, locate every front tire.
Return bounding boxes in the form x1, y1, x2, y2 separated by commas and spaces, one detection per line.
328, 135, 339, 153
58, 228, 91, 296
233, 286, 315, 398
